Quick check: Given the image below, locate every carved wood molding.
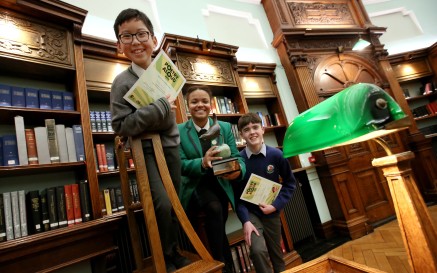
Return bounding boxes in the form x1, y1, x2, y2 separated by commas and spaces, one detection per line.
289, 1, 356, 26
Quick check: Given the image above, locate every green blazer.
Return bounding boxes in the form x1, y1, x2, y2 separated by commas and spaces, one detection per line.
177, 118, 246, 210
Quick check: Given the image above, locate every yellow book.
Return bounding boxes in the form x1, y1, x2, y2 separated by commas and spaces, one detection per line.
103, 189, 112, 216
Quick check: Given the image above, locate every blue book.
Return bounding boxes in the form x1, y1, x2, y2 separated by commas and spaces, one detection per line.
0, 84, 12, 107
2, 135, 19, 166
38, 89, 52, 109
63, 92, 74, 110
72, 125, 85, 161
0, 136, 3, 166
11, 86, 25, 107
51, 90, 63, 110
25, 88, 39, 108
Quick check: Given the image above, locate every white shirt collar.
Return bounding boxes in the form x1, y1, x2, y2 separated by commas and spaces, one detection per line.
246, 143, 267, 158
193, 120, 210, 133
131, 62, 145, 77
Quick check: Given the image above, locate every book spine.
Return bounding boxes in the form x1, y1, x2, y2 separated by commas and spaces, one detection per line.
10, 191, 21, 239
25, 88, 39, 108
26, 190, 42, 234
11, 86, 25, 107
237, 245, 247, 273
25, 129, 39, 165
18, 190, 28, 236
105, 111, 113, 132
0, 194, 5, 241
105, 143, 116, 171
47, 187, 59, 230
79, 180, 91, 222
115, 187, 124, 211
90, 111, 97, 132
56, 186, 67, 228
34, 127, 51, 164
14, 116, 29, 165
63, 92, 74, 110
231, 246, 241, 273
71, 184, 82, 224
0, 84, 12, 106
3, 192, 14, 240
109, 188, 118, 213
64, 184, 75, 226
38, 89, 52, 109
72, 125, 85, 161
40, 189, 50, 231
45, 119, 60, 163
0, 136, 3, 166
103, 189, 112, 216
99, 190, 107, 216
65, 127, 77, 162
2, 135, 19, 166
56, 124, 69, 163
96, 144, 104, 172
51, 90, 64, 110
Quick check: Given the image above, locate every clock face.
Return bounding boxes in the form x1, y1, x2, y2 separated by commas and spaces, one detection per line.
314, 54, 384, 101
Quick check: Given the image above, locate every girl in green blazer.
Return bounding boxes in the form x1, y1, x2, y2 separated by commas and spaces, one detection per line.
177, 85, 245, 272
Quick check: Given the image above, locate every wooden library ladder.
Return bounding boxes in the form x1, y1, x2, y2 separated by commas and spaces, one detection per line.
115, 133, 223, 273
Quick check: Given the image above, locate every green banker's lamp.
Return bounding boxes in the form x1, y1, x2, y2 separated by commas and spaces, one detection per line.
283, 83, 437, 273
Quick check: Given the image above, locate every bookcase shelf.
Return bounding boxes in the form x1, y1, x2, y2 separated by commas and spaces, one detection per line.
0, 107, 81, 125
0, 162, 86, 177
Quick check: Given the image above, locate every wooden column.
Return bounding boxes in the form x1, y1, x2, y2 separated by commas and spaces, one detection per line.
372, 151, 437, 273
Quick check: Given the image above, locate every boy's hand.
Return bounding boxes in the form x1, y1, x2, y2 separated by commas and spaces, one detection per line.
165, 94, 177, 111
259, 203, 276, 215
243, 221, 259, 247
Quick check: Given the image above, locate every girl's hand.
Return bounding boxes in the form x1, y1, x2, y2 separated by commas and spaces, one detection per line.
202, 146, 222, 168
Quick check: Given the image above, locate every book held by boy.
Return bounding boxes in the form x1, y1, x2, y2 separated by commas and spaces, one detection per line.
240, 173, 282, 205
123, 50, 186, 109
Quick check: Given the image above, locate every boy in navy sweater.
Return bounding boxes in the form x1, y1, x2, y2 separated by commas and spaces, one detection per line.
235, 113, 296, 273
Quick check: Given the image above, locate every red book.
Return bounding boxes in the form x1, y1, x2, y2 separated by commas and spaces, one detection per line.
25, 129, 38, 165
71, 184, 82, 224
64, 184, 75, 226
100, 143, 108, 171
236, 245, 247, 273
96, 144, 105, 172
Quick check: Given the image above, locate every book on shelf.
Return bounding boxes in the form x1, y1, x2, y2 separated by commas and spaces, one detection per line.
109, 188, 118, 213
71, 183, 82, 224
56, 124, 69, 163
0, 194, 6, 242
0, 137, 3, 167
0, 84, 12, 106
105, 111, 113, 132
103, 189, 112, 216
105, 143, 116, 171
95, 111, 103, 132
236, 244, 247, 273
38, 89, 52, 109
10, 191, 21, 238
129, 178, 140, 203
64, 184, 75, 226
3, 192, 14, 240
65, 127, 78, 163
18, 190, 28, 237
274, 113, 281, 126
25, 88, 39, 108
243, 242, 254, 268
40, 189, 50, 231
256, 111, 266, 127
90, 111, 97, 132
14, 116, 28, 165
2, 135, 19, 166
26, 190, 42, 234
115, 187, 124, 211
34, 126, 51, 164
25, 128, 38, 165
11, 86, 25, 107
99, 190, 107, 216
240, 242, 252, 272
231, 247, 241, 273
56, 186, 68, 228
63, 92, 74, 111
79, 180, 91, 222
72, 125, 85, 161
51, 90, 63, 110
47, 187, 59, 230
45, 119, 60, 163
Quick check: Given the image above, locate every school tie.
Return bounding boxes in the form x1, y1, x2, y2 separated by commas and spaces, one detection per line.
198, 129, 211, 155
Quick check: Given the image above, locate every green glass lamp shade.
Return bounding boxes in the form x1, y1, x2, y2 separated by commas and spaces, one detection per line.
283, 83, 410, 157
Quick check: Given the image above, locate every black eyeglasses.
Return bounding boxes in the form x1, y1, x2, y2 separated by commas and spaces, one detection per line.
118, 31, 150, 44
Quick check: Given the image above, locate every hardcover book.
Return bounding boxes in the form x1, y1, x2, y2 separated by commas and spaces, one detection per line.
38, 89, 52, 109
40, 189, 50, 231
103, 189, 112, 216
109, 188, 118, 213
25, 129, 38, 165
10, 191, 21, 239
26, 190, 42, 234
56, 186, 68, 228
45, 119, 60, 163
79, 180, 91, 222
34, 126, 51, 164
72, 125, 85, 161
63, 92, 74, 110
65, 127, 77, 162
51, 90, 64, 110
71, 184, 82, 224
2, 135, 19, 166
25, 88, 39, 108
0, 194, 6, 241
90, 111, 97, 132
47, 187, 59, 230
14, 116, 28, 165
11, 86, 25, 107
0, 137, 3, 166
64, 184, 75, 226
105, 143, 116, 171
3, 192, 14, 240
0, 84, 12, 106
18, 190, 28, 237
55, 124, 69, 163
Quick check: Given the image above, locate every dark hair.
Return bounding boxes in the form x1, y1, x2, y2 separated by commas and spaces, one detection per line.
238, 112, 262, 131
113, 8, 155, 39
185, 85, 213, 101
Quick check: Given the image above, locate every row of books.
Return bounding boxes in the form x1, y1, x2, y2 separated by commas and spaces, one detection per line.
90, 110, 113, 133
0, 84, 74, 110
419, 125, 437, 136
183, 96, 240, 115
0, 180, 91, 242
230, 241, 254, 273
99, 187, 125, 216
256, 111, 282, 127
412, 101, 437, 118
231, 124, 245, 146
0, 117, 85, 166
95, 143, 116, 173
